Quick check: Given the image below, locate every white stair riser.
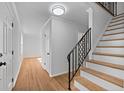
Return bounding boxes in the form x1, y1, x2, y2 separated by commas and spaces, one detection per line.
109, 21, 124, 27
95, 48, 124, 55
74, 80, 89, 91
102, 34, 124, 40
93, 55, 124, 65
107, 24, 124, 30
105, 29, 124, 34
98, 41, 124, 46
80, 71, 124, 91
86, 62, 124, 79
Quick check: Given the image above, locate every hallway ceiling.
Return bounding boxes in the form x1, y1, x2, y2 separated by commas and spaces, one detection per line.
15, 2, 89, 35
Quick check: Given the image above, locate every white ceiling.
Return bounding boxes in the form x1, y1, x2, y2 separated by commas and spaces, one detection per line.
15, 2, 90, 35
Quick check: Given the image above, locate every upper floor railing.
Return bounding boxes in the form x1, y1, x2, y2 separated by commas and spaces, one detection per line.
97, 2, 117, 16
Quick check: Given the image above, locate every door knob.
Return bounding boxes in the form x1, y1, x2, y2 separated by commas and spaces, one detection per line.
0, 62, 6, 66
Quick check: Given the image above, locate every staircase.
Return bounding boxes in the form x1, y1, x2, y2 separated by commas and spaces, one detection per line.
73, 13, 124, 91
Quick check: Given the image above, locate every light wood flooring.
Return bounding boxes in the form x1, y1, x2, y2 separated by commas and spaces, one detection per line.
12, 58, 78, 91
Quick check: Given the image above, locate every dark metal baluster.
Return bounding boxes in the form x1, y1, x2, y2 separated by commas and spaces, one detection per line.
68, 54, 71, 90
75, 46, 77, 73
72, 50, 74, 77
90, 29, 91, 50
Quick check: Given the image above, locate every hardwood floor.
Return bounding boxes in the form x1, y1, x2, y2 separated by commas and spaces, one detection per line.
13, 58, 78, 91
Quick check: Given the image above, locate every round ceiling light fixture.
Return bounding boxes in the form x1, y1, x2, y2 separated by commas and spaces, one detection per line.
52, 5, 65, 16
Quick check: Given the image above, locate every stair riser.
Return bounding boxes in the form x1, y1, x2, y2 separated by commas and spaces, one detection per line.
95, 48, 124, 55
102, 34, 124, 40
93, 55, 124, 65
109, 20, 124, 26
74, 80, 89, 91
105, 29, 124, 34
107, 24, 124, 30
98, 41, 124, 46
80, 71, 124, 91
86, 62, 124, 80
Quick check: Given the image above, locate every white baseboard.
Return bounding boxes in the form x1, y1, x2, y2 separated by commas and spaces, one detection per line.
49, 71, 68, 77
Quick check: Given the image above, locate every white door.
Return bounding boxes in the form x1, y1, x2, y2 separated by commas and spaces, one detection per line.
0, 17, 13, 91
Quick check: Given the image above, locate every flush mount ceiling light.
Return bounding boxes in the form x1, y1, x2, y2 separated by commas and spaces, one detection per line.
52, 5, 65, 16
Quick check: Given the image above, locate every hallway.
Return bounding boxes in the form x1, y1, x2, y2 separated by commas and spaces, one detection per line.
13, 58, 65, 91
12, 58, 78, 91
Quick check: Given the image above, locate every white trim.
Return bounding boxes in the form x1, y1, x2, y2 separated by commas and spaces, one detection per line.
49, 71, 68, 77
86, 7, 93, 59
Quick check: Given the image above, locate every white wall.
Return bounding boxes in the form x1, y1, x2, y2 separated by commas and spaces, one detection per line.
23, 34, 41, 58
89, 3, 112, 52
50, 17, 86, 76
117, 2, 124, 15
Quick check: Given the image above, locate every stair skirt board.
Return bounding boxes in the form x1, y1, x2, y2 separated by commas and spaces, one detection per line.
102, 34, 124, 40
80, 71, 124, 91
93, 55, 124, 65
98, 41, 124, 46
74, 80, 89, 91
86, 62, 124, 80
95, 48, 124, 55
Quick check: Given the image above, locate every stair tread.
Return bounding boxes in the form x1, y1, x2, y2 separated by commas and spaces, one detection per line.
96, 46, 124, 48
103, 32, 124, 36
75, 76, 106, 91
110, 18, 124, 24
100, 38, 124, 42
80, 67, 124, 87
93, 52, 124, 57
106, 27, 124, 31
112, 15, 124, 20
108, 22, 124, 27
88, 59, 124, 70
